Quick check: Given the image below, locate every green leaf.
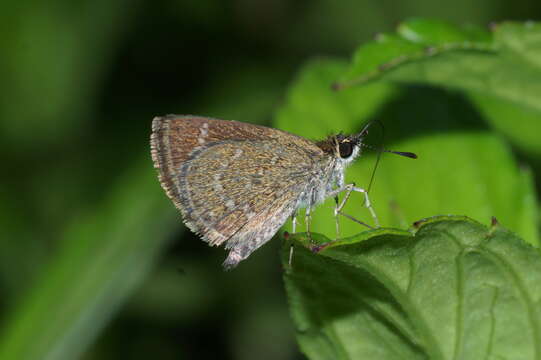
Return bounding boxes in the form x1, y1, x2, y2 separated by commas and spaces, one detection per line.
274, 58, 538, 246
275, 58, 397, 139
0, 159, 178, 360
283, 216, 541, 360
397, 18, 492, 44
336, 19, 541, 156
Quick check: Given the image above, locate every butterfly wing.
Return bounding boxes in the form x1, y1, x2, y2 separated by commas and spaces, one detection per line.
151, 115, 327, 267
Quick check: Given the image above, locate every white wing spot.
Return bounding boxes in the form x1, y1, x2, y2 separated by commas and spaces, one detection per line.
213, 173, 223, 191
200, 123, 209, 136
270, 155, 280, 165
243, 204, 256, 219
232, 148, 244, 160
225, 199, 235, 209
198, 123, 209, 144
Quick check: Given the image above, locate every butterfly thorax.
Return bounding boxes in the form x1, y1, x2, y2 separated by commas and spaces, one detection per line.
295, 134, 362, 209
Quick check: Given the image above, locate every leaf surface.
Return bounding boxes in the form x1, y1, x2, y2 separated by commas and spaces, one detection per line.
283, 217, 541, 360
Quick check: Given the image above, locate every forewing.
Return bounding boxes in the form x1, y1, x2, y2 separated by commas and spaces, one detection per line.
151, 115, 319, 210
150, 115, 324, 248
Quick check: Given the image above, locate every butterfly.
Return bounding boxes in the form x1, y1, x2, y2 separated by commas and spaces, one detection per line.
151, 115, 416, 268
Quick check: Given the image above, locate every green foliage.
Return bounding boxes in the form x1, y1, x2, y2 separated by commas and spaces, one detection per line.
275, 61, 537, 245
1, 8, 541, 360
0, 161, 177, 360
283, 217, 541, 360
275, 19, 541, 359
338, 19, 541, 156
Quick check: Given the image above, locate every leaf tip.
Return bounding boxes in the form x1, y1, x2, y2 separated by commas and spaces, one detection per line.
412, 218, 426, 229
487, 216, 501, 238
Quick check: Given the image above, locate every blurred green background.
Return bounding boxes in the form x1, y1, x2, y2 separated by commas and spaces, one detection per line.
1, 1, 540, 359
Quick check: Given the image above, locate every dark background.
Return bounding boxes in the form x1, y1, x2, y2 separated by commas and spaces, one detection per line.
1, 1, 540, 359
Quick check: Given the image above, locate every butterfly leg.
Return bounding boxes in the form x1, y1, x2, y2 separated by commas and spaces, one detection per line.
334, 196, 341, 240
288, 244, 294, 268
312, 185, 378, 254
333, 185, 372, 229
327, 183, 380, 228
288, 211, 297, 267
358, 186, 380, 228
305, 203, 314, 244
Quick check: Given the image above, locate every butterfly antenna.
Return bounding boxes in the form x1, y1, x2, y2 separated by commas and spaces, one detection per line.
359, 120, 417, 202
366, 120, 385, 196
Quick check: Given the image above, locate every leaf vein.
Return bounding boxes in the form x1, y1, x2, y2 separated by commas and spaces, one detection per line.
453, 250, 465, 360
484, 286, 499, 360
480, 245, 541, 359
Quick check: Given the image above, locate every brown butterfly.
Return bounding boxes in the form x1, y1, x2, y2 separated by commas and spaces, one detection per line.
150, 115, 415, 268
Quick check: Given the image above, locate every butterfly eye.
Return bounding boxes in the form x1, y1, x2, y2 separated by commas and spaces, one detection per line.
338, 141, 353, 158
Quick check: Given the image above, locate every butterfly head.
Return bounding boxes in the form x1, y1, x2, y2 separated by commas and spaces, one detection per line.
316, 123, 371, 164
